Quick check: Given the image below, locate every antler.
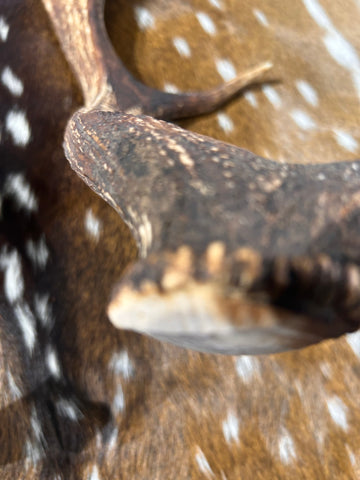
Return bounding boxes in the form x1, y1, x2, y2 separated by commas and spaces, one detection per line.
42, 0, 271, 117
43, 0, 360, 354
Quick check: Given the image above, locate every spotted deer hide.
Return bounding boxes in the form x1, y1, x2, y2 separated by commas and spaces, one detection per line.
0, 1, 360, 479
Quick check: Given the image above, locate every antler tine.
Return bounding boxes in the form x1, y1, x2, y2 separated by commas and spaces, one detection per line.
44, 0, 360, 354
42, 0, 272, 119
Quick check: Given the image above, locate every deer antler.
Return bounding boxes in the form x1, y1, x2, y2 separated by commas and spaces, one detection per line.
42, 0, 360, 354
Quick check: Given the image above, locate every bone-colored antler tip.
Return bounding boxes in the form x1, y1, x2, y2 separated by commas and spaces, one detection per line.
261, 61, 273, 71
107, 279, 325, 355
224, 60, 273, 92
242, 60, 273, 79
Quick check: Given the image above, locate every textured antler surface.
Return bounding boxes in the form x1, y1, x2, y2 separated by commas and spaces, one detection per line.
42, 0, 360, 354
67, 108, 360, 353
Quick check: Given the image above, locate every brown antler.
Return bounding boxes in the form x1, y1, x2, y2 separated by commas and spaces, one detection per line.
42, 0, 271, 117
43, 0, 360, 354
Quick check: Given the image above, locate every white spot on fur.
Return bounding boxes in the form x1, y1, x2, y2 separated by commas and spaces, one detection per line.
347, 445, 356, 466
262, 85, 282, 108
208, 0, 223, 8
34, 293, 53, 328
0, 17, 9, 42
4, 173, 38, 212
222, 411, 239, 444
5, 110, 31, 147
134, 6, 154, 30
88, 465, 101, 480
84, 208, 102, 242
326, 396, 348, 431
108, 427, 119, 451
217, 113, 234, 134
7, 371, 22, 399
95, 428, 102, 450
164, 83, 180, 94
30, 407, 44, 443
216, 59, 237, 81
296, 80, 319, 106
253, 9, 269, 26
14, 302, 37, 353
195, 447, 214, 478
56, 398, 83, 421
46, 347, 62, 379
324, 32, 360, 94
279, 431, 297, 464
291, 109, 316, 130
196, 12, 217, 35
235, 356, 260, 383
244, 91, 258, 107
334, 130, 358, 153
346, 330, 360, 358
302, 0, 360, 98
25, 410, 45, 466
302, 0, 332, 29
173, 37, 191, 58
26, 237, 49, 269
0, 249, 24, 303
24, 439, 43, 465
112, 384, 125, 414
109, 350, 134, 379
319, 362, 332, 378
1, 66, 23, 96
